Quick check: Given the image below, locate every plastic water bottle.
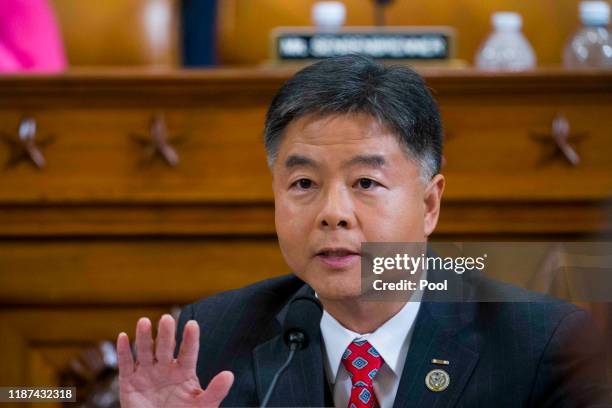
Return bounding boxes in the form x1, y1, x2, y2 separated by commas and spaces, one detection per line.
311, 2, 346, 32
563, 1, 612, 68
476, 12, 537, 71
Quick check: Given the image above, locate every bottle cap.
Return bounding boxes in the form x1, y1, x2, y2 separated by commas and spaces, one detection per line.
580, 1, 610, 26
492, 12, 522, 31
312, 1, 346, 30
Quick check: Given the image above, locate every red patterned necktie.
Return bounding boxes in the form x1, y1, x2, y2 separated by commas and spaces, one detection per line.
341, 339, 384, 408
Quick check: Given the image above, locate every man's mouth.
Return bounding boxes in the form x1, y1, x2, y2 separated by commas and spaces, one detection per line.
315, 247, 361, 269
317, 249, 359, 256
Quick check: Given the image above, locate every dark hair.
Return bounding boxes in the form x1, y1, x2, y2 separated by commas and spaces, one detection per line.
263, 54, 443, 181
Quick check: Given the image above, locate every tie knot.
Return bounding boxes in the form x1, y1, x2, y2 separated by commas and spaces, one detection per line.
341, 339, 383, 387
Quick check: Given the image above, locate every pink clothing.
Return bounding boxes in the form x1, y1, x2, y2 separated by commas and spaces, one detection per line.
0, 0, 67, 72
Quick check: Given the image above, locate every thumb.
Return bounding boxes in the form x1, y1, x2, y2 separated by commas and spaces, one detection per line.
199, 370, 234, 406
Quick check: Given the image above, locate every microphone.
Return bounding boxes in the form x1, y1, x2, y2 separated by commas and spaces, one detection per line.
260, 296, 323, 407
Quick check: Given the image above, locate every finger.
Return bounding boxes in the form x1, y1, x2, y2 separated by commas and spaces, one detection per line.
155, 314, 176, 364
135, 317, 154, 367
200, 371, 234, 406
116, 332, 134, 378
177, 320, 200, 370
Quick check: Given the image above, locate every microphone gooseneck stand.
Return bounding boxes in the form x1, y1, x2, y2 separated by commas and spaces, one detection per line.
259, 296, 323, 408
260, 332, 304, 408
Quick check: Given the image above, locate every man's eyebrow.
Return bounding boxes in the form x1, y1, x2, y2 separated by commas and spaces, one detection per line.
343, 154, 387, 168
284, 154, 318, 169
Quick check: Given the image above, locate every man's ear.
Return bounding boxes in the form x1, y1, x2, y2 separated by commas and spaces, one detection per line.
423, 174, 445, 237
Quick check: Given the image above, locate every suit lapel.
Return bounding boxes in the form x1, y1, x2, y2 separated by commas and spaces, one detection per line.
252, 284, 327, 407
390, 249, 482, 408
392, 302, 480, 408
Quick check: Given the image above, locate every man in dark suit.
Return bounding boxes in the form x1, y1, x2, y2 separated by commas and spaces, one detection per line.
116, 55, 611, 407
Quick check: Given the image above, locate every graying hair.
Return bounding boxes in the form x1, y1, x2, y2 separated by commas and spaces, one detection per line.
263, 54, 443, 184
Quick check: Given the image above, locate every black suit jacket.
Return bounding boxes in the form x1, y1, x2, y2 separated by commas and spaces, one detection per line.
176, 268, 611, 407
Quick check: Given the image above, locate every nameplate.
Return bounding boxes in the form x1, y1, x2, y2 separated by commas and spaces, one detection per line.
272, 27, 454, 61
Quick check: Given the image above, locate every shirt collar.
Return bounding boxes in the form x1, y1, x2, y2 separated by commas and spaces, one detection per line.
319, 298, 421, 382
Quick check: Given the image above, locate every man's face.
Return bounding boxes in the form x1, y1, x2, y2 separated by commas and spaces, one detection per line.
272, 113, 444, 301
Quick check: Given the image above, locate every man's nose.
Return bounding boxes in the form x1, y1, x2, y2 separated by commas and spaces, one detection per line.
316, 185, 355, 229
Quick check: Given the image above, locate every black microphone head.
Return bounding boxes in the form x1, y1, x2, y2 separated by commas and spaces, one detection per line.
282, 296, 323, 350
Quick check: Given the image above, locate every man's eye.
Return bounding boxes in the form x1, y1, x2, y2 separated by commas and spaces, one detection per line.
292, 178, 313, 189
356, 178, 379, 189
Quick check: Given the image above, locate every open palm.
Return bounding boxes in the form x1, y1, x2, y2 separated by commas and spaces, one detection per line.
117, 314, 234, 407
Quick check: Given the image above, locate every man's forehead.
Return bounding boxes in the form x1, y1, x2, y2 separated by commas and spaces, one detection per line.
283, 112, 394, 144
273, 113, 412, 173
278, 114, 403, 164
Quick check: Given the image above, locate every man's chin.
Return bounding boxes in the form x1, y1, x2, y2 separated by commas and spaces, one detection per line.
300, 269, 364, 301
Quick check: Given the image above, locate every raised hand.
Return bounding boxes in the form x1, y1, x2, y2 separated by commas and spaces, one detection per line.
117, 314, 234, 407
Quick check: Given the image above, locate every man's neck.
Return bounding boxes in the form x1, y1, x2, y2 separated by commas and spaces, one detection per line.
319, 297, 407, 334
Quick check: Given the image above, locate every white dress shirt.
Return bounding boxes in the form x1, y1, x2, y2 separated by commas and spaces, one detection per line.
319, 299, 421, 408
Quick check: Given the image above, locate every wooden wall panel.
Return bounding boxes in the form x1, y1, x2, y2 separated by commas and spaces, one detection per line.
0, 204, 275, 236
0, 108, 272, 203
440, 102, 612, 201
0, 239, 286, 305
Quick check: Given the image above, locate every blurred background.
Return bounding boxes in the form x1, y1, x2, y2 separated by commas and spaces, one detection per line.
0, 0, 610, 70
0, 1, 611, 407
